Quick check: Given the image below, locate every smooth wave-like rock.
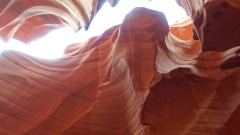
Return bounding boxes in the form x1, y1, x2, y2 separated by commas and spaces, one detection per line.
0, 7, 169, 135
0, 0, 240, 135
0, 0, 111, 43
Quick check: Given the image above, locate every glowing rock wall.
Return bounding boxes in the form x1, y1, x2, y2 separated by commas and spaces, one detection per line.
0, 0, 118, 43
0, 0, 239, 135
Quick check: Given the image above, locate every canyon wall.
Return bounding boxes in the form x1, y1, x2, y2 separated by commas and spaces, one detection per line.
0, 0, 239, 134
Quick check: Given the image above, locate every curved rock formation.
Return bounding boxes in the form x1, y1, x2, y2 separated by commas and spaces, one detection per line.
0, 0, 239, 135
0, 0, 118, 43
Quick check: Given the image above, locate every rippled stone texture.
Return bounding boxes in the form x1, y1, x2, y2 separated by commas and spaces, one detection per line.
0, 0, 109, 43
0, 0, 240, 135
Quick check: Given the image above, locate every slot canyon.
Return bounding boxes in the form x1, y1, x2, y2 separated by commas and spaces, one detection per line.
0, 0, 240, 134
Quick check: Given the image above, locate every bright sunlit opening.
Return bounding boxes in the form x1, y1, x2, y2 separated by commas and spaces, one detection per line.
0, 0, 187, 59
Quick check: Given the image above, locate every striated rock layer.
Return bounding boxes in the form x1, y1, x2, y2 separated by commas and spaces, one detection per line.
0, 0, 240, 135
0, 0, 117, 43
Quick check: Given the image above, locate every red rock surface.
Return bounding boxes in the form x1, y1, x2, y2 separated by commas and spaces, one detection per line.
0, 0, 240, 135
0, 0, 105, 43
